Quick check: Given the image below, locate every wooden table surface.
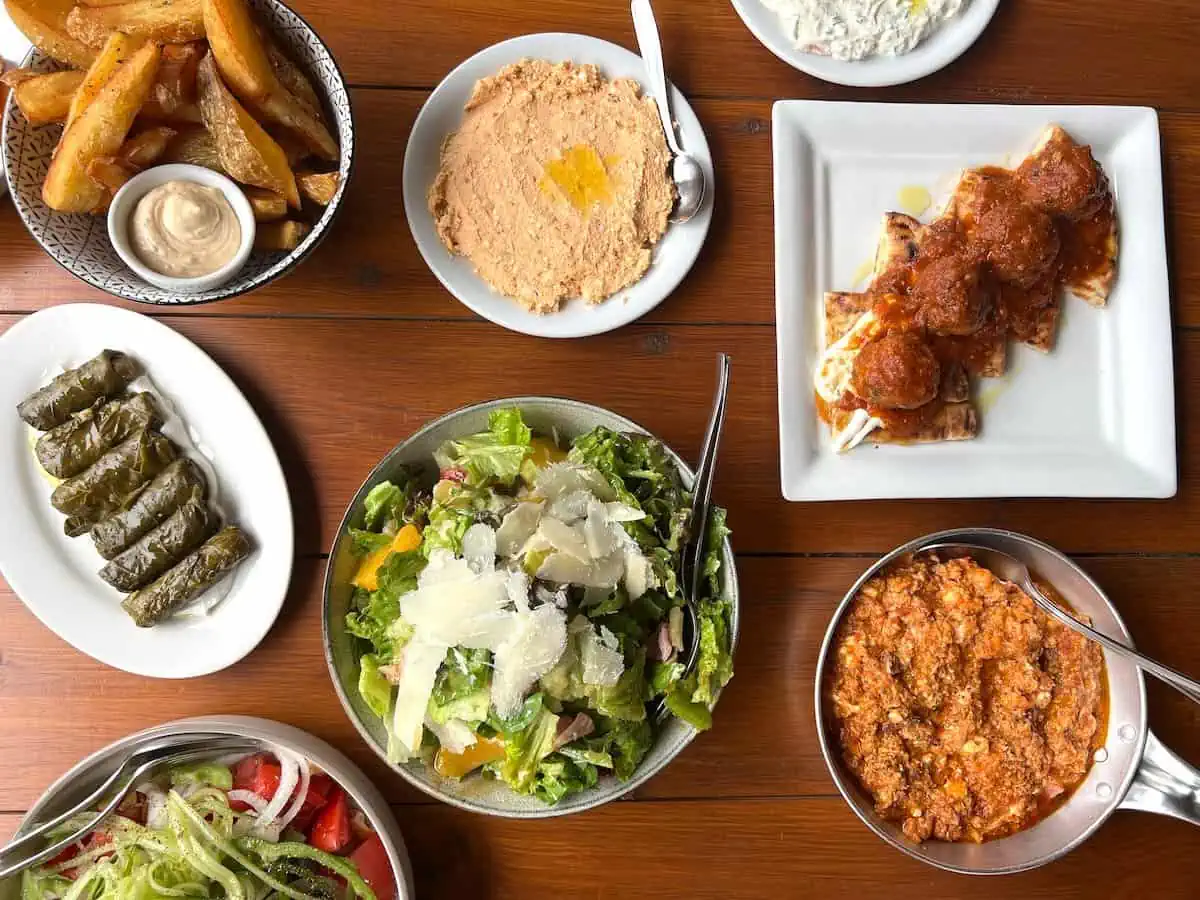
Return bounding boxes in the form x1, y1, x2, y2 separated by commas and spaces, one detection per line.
3, 0, 1200, 896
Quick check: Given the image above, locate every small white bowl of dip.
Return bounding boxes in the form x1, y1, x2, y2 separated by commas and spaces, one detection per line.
108, 164, 257, 295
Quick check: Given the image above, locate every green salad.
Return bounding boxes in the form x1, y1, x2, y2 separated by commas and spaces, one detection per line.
343, 409, 734, 804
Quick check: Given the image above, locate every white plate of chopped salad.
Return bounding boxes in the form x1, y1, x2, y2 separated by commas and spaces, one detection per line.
323, 399, 738, 816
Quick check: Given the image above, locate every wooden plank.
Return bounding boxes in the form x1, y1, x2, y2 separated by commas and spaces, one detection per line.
1, 96, 1194, 327
290, 0, 1199, 109
7, 315, 1199, 556
1, 797, 1198, 898
0, 557, 1196, 811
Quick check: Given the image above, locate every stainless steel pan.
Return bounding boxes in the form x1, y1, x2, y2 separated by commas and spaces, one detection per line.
814, 527, 1200, 875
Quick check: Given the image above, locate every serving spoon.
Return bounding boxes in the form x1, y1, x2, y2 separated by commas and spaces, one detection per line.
654, 353, 730, 722
925, 543, 1200, 707
631, 0, 706, 223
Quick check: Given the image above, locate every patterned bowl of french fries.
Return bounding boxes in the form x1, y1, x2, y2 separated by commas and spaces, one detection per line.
1, 0, 354, 304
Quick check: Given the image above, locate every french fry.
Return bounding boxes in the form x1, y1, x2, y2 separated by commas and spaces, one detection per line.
4, 0, 96, 68
160, 123, 223, 170
253, 218, 308, 251
202, 0, 336, 160
118, 124, 176, 166
296, 170, 337, 206
66, 0, 204, 49
242, 186, 286, 222
68, 31, 141, 128
3, 69, 84, 125
196, 52, 299, 207
141, 39, 202, 118
43, 41, 161, 212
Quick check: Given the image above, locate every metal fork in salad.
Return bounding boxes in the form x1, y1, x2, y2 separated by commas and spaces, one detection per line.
344, 409, 735, 804
21, 750, 396, 900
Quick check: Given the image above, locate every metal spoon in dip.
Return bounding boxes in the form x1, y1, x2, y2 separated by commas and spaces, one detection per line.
925, 543, 1200, 707
631, 0, 706, 223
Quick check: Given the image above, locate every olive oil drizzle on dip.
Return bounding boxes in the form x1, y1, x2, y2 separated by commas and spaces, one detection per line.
130, 181, 242, 278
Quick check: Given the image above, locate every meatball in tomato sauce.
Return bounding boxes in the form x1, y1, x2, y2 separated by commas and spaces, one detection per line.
912, 253, 993, 337
850, 332, 940, 411
963, 173, 1060, 288
1017, 136, 1104, 221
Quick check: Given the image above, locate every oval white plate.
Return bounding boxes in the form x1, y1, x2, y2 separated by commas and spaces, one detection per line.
0, 304, 293, 678
729, 0, 1000, 87
402, 32, 714, 339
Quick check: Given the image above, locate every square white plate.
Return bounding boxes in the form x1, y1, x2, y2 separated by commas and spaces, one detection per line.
773, 101, 1175, 501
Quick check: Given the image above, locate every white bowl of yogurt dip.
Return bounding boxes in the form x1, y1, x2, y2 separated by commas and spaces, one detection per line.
108, 164, 257, 295
730, 0, 1001, 87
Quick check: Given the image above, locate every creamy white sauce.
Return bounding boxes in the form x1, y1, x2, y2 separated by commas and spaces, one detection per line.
760, 0, 967, 61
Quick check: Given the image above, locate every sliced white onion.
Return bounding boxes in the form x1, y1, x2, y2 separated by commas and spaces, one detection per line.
256, 746, 298, 826
227, 790, 268, 814
143, 785, 169, 830
274, 755, 311, 832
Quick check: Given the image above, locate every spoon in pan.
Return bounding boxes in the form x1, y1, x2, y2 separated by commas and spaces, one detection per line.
925, 543, 1200, 707
631, 0, 706, 223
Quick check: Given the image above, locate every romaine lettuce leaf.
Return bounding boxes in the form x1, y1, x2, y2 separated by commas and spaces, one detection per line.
495, 708, 560, 793
433, 409, 532, 487
531, 755, 599, 804
357, 654, 393, 719
344, 549, 424, 661
427, 647, 492, 725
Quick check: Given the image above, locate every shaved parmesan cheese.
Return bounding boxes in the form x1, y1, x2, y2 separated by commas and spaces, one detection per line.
402, 556, 514, 648
623, 547, 654, 600
492, 604, 568, 717
581, 624, 624, 686
538, 549, 624, 588
496, 501, 543, 557
424, 715, 477, 755
391, 639, 447, 758
505, 569, 531, 612
547, 489, 591, 523
538, 516, 591, 561
583, 498, 620, 559
461, 523, 497, 574
604, 502, 646, 523
534, 463, 616, 503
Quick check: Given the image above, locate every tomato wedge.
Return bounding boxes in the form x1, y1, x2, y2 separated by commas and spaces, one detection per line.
348, 833, 396, 900
230, 754, 282, 811
308, 787, 351, 853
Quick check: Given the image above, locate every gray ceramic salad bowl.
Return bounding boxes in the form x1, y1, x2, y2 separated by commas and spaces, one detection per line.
322, 397, 740, 818
0, 716, 414, 900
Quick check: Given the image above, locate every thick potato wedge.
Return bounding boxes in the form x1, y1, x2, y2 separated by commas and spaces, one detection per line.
160, 123, 222, 169
254, 218, 308, 251
141, 39, 202, 117
196, 52, 298, 207
262, 33, 321, 120
66, 0, 204, 49
202, 0, 335, 160
119, 124, 176, 166
5, 0, 95, 67
242, 186, 286, 221
252, 89, 336, 161
296, 170, 337, 206
85, 155, 135, 195
3, 69, 84, 125
42, 41, 160, 213
139, 99, 202, 124
68, 31, 141, 127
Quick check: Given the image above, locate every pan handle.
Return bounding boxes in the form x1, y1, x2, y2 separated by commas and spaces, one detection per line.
1118, 730, 1200, 827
